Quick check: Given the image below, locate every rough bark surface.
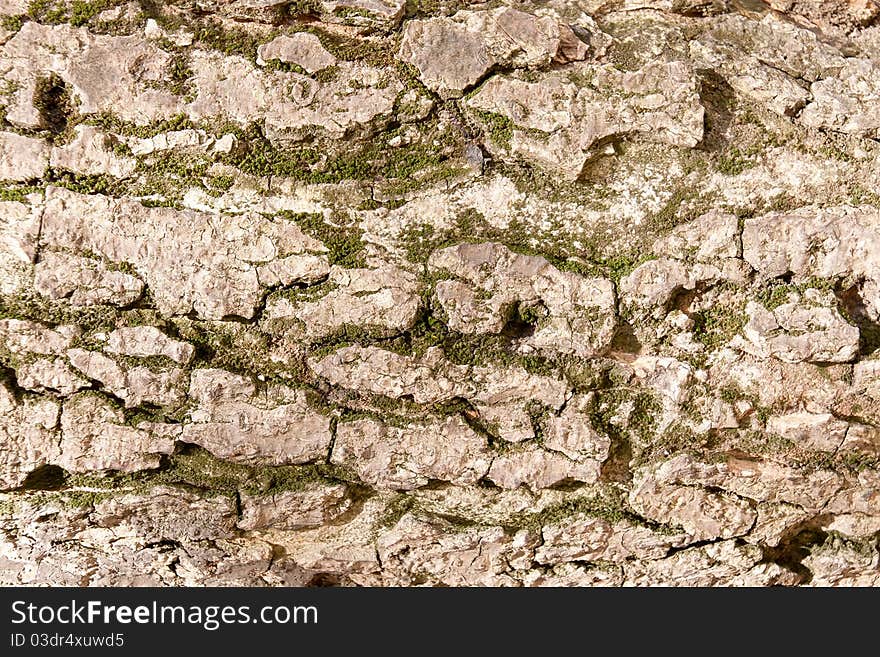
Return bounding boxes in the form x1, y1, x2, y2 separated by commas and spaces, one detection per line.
1, 0, 880, 586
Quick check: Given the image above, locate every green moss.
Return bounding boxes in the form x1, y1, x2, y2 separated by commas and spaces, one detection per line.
756, 283, 795, 311
83, 113, 462, 203
403, 0, 470, 18
310, 29, 395, 68
755, 276, 836, 311
399, 222, 439, 264
63, 489, 114, 507
1, 14, 24, 31
509, 488, 679, 534
399, 206, 654, 306
605, 37, 646, 72
270, 280, 338, 307
69, 0, 114, 25
378, 494, 417, 528
87, 111, 196, 139
838, 451, 880, 473
54, 447, 362, 507
848, 185, 880, 207
111, 348, 181, 371
300, 285, 557, 376
308, 323, 386, 358
262, 58, 310, 76
221, 124, 320, 178
138, 150, 211, 180
715, 383, 775, 428
331, 388, 459, 429
816, 143, 855, 163
470, 109, 514, 149
351, 125, 461, 188
716, 144, 761, 176
221, 120, 461, 188
207, 174, 235, 192
72, 144, 215, 204
0, 185, 42, 202
691, 304, 747, 350
719, 384, 742, 405
382, 309, 558, 376
27, 0, 54, 19
648, 187, 715, 231
286, 0, 321, 17
192, 20, 268, 61
279, 211, 365, 268
159, 448, 358, 495
516, 302, 546, 327
644, 421, 705, 460
164, 52, 194, 98
792, 447, 880, 476
402, 209, 592, 279
511, 494, 622, 531
27, 0, 119, 26
734, 429, 796, 456
172, 318, 305, 381
0, 497, 16, 517
599, 253, 655, 284
313, 65, 340, 84
763, 192, 799, 213
626, 391, 662, 443
50, 169, 124, 195
589, 386, 661, 447
0, 291, 119, 331
109, 137, 132, 157
332, 6, 376, 20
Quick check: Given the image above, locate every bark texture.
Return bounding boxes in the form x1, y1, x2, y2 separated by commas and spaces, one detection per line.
1, 0, 880, 586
